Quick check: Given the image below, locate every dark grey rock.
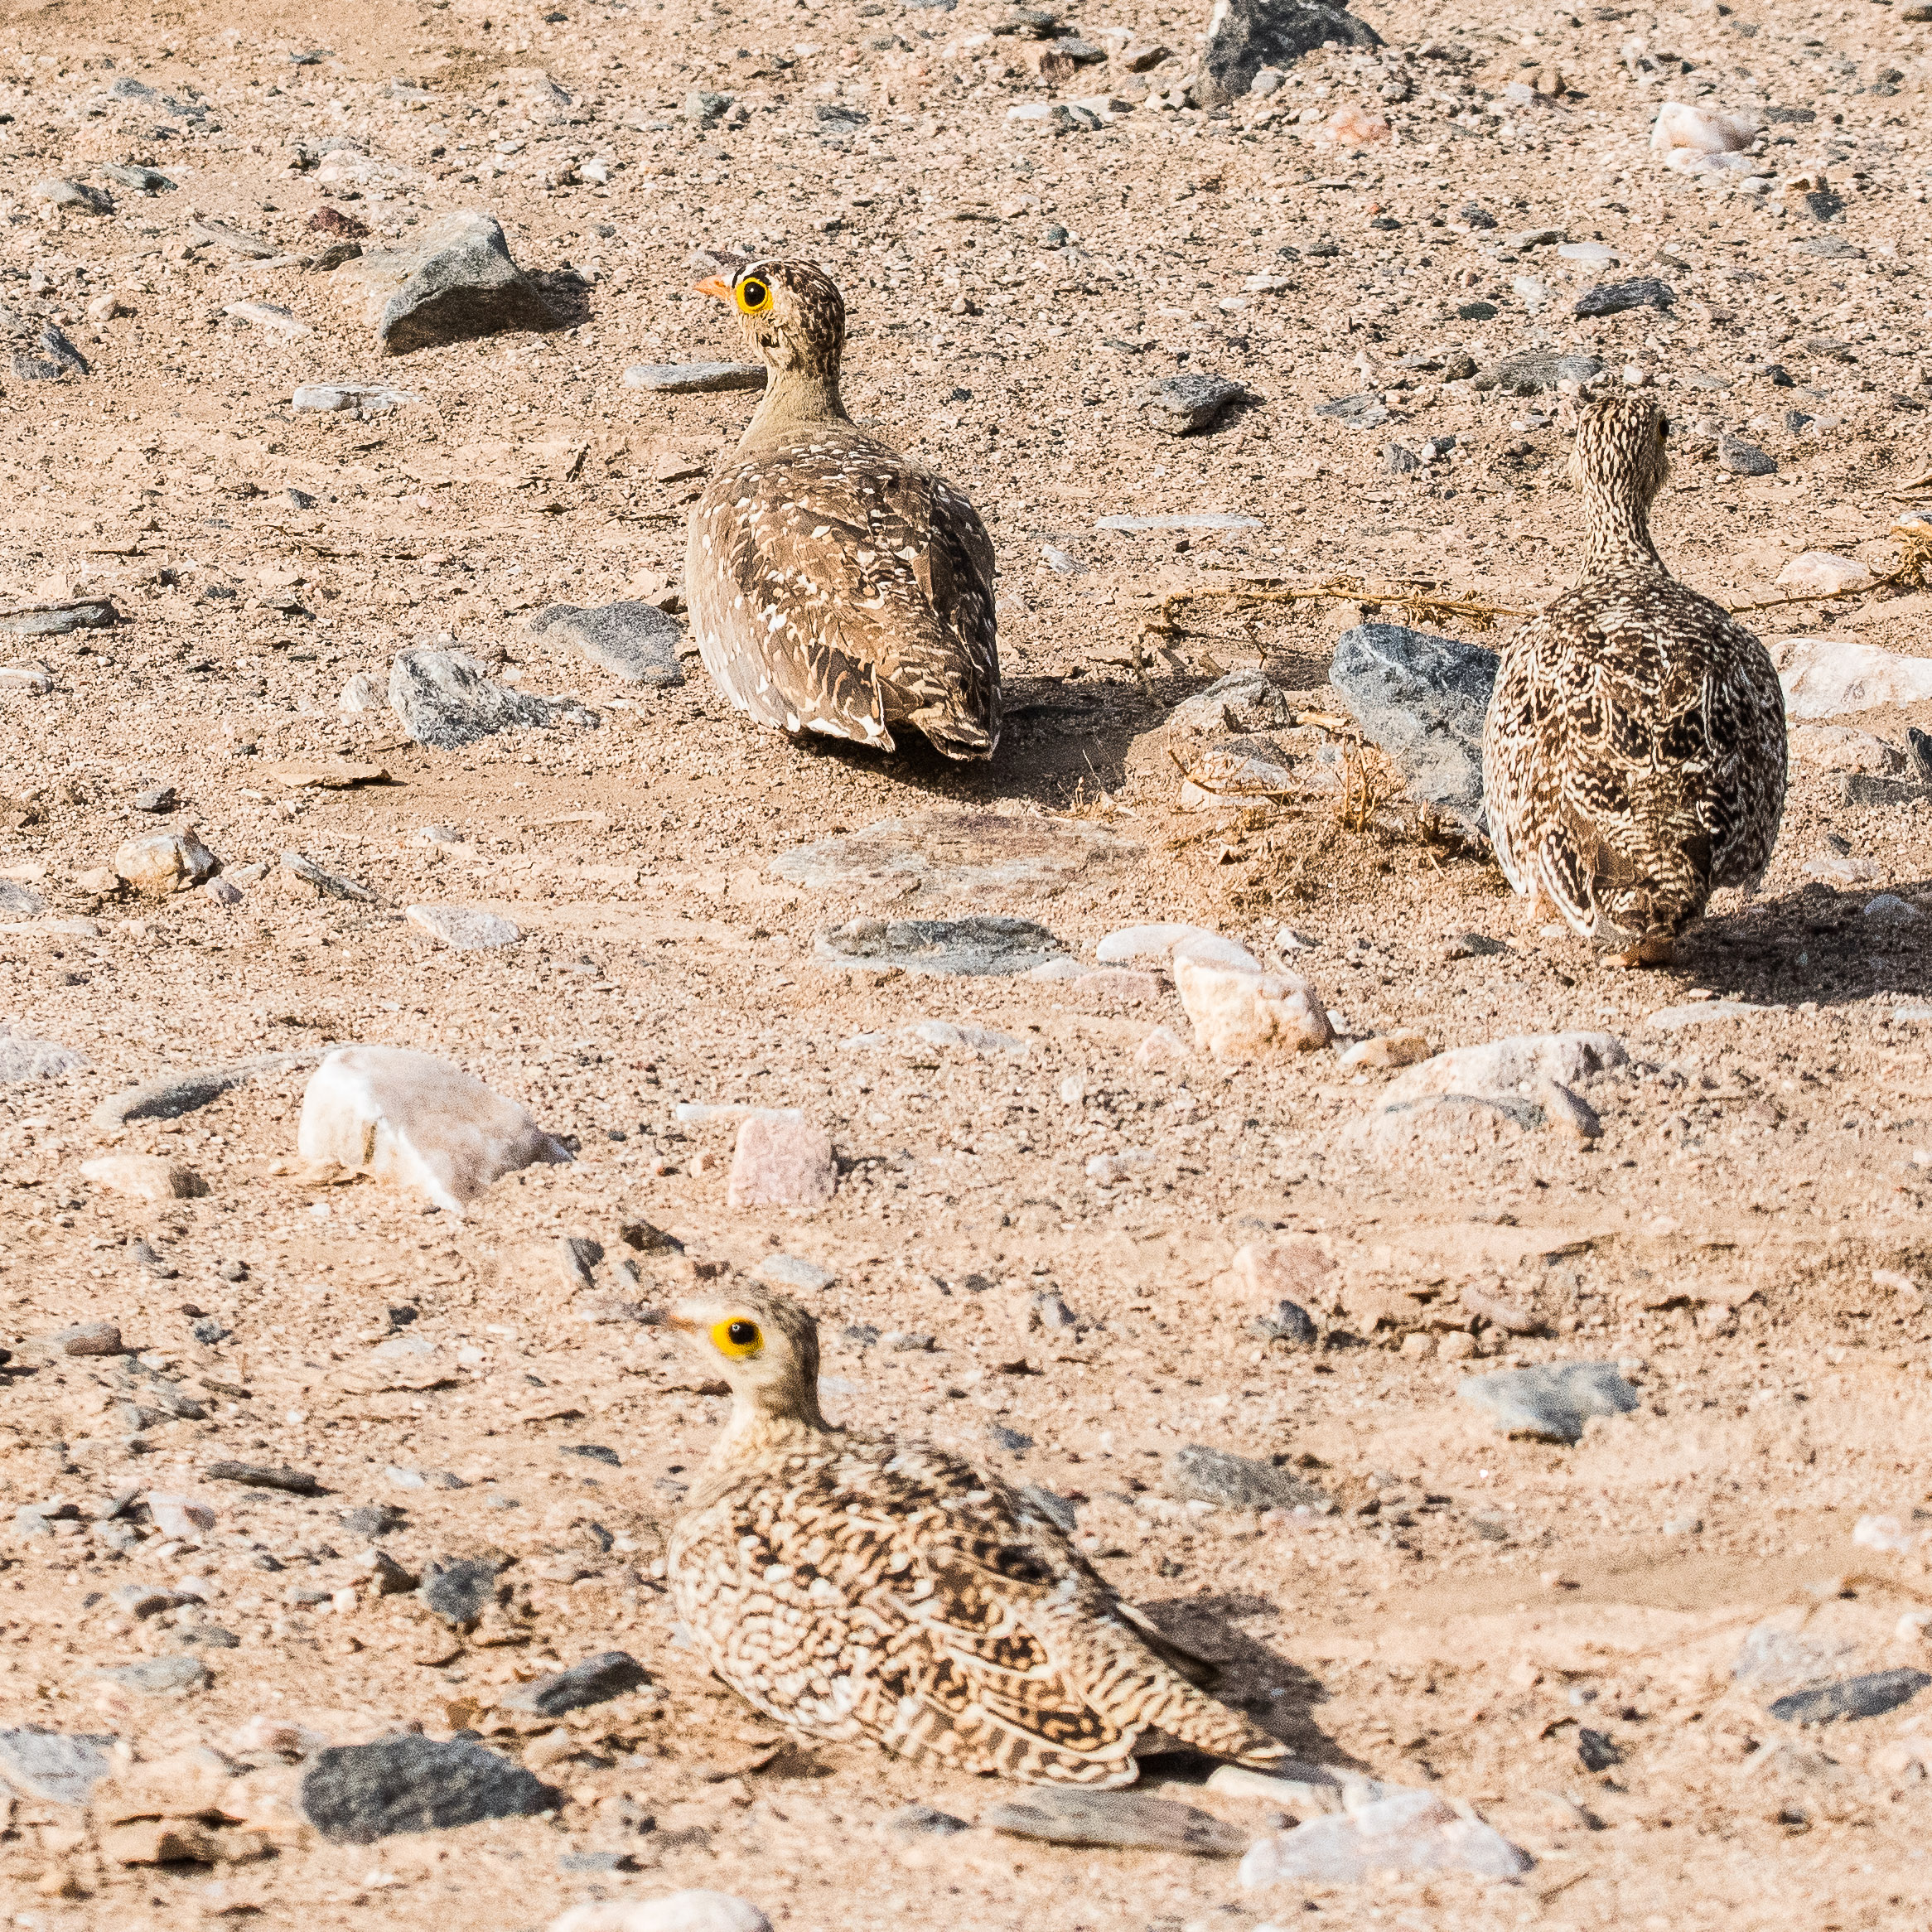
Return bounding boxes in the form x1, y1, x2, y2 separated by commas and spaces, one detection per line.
683, 87, 734, 125
1147, 372, 1246, 436
1799, 235, 1864, 260
1481, 351, 1603, 396
0, 597, 118, 635
1784, 408, 1814, 437
1252, 1298, 1318, 1346
0, 881, 45, 917
888, 1802, 972, 1836
1459, 1361, 1640, 1444
206, 1460, 323, 1495
301, 1736, 563, 1843
502, 1650, 649, 1717
1382, 442, 1420, 476
12, 325, 89, 382
191, 1316, 231, 1345
528, 601, 685, 687
1198, 0, 1379, 105
356, 210, 555, 355
175, 1625, 240, 1649
101, 162, 175, 193
1717, 432, 1776, 477
281, 851, 377, 903
0, 1727, 117, 1806
558, 1850, 635, 1872
1573, 278, 1674, 319
341, 1504, 405, 1539
987, 1788, 1246, 1855
1166, 1443, 1329, 1511
389, 648, 597, 750
1017, 1485, 1078, 1534
1768, 1669, 1931, 1726
0, 1024, 86, 1083
1330, 621, 1499, 829
134, 786, 177, 813
816, 104, 870, 132
1313, 393, 1388, 428
32, 177, 112, 215
422, 1554, 510, 1627
1456, 299, 1500, 321
563, 1444, 621, 1466
621, 361, 766, 394
1459, 200, 1497, 229
97, 1655, 212, 1696
988, 1423, 1034, 1455
1793, 187, 1843, 222
89, 1050, 324, 1133
815, 915, 1065, 978
1905, 726, 1932, 785
1443, 931, 1509, 959
1577, 1727, 1622, 1771
996, 6, 1059, 36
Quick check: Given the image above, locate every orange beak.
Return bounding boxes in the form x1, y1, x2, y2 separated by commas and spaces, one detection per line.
694, 275, 734, 303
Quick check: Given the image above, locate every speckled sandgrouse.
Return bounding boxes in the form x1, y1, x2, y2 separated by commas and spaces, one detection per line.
664, 1286, 1289, 1786
683, 258, 1001, 761
1481, 393, 1788, 964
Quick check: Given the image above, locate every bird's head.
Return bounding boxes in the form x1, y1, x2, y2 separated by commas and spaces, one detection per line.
695, 258, 846, 384
1570, 392, 1670, 507
667, 1282, 827, 1431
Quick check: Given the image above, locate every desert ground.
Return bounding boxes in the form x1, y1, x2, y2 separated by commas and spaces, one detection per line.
0, 0, 1929, 1925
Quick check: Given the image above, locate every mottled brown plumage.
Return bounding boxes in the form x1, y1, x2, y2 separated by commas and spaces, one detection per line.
1481, 394, 1787, 960
684, 258, 1001, 761
664, 1286, 1287, 1786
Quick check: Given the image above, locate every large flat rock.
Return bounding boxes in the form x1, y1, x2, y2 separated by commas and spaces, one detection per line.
772, 811, 1139, 896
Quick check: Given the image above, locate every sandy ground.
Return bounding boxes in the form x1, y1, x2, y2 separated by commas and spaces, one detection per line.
0, 0, 1930, 1925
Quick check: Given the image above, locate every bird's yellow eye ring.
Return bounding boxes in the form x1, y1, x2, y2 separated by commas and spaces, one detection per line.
712, 1317, 763, 1358
736, 276, 771, 316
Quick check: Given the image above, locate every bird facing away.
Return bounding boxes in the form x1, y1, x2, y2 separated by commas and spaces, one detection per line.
1481, 394, 1787, 964
664, 1285, 1289, 1786
683, 258, 1001, 761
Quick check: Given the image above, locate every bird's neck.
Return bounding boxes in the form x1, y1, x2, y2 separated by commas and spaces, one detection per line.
740, 366, 850, 452
1580, 482, 1663, 572
707, 1384, 833, 1466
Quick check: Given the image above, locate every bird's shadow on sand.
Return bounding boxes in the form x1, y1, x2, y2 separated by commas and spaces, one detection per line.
1131, 1592, 1364, 1775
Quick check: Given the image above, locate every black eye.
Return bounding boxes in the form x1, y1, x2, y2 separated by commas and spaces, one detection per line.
727, 1320, 758, 1346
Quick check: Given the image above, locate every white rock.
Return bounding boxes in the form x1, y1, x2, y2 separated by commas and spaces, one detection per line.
114, 829, 219, 896
548, 1891, 773, 1932
1557, 240, 1619, 265
297, 1045, 571, 1213
1773, 636, 1932, 719
1239, 1789, 1533, 1887
340, 672, 384, 712
1379, 1031, 1626, 1105
1086, 1147, 1157, 1183
292, 382, 415, 413
1787, 724, 1905, 775
905, 1019, 1031, 1056
1023, 957, 1089, 980
1171, 933, 1264, 972
1650, 101, 1757, 173
147, 1492, 215, 1540
0, 659, 55, 693
1133, 1025, 1192, 1067
1645, 1000, 1778, 1030
80, 1153, 208, 1201
224, 300, 309, 340
1511, 274, 1548, 312
405, 904, 522, 950
1776, 551, 1873, 597
1096, 923, 1222, 964
1175, 944, 1332, 1059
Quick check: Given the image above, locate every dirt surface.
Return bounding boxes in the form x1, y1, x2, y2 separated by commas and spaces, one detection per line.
0, 0, 1930, 1926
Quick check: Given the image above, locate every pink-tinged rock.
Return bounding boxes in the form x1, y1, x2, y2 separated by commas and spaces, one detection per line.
1173, 939, 1332, 1059
1075, 968, 1166, 1004
1379, 1031, 1624, 1106
1776, 551, 1873, 597
297, 1045, 571, 1213
1134, 1025, 1192, 1068
114, 828, 219, 896
80, 1153, 208, 1201
1232, 1237, 1340, 1313
1239, 1789, 1533, 1887
727, 1116, 837, 1210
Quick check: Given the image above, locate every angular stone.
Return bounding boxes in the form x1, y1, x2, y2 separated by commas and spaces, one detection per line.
80, 1153, 208, 1202
1459, 1361, 1640, 1444
727, 1116, 837, 1209
502, 1651, 650, 1717
423, 1554, 510, 1626
1776, 552, 1873, 597
1767, 1669, 1931, 1726
89, 1050, 323, 1131
39, 1319, 123, 1357
345, 210, 555, 355
1774, 636, 1932, 719
1234, 1238, 1337, 1312
406, 904, 522, 950
528, 601, 685, 687
301, 1736, 563, 1842
389, 649, 596, 750
1166, 1444, 1328, 1512
147, 1492, 216, 1539
1330, 622, 1498, 828
814, 915, 1066, 978
96, 1655, 213, 1697
206, 1461, 323, 1496
774, 810, 1137, 895
1198, 0, 1379, 105
190, 218, 275, 258
1573, 277, 1674, 318
102, 162, 175, 193
32, 176, 114, 214
1174, 937, 1331, 1059
100, 1818, 224, 1865
293, 382, 415, 413
987, 1787, 1244, 1855
1718, 432, 1776, 477
0, 1022, 86, 1083
0, 1727, 116, 1806
1167, 670, 1293, 738
114, 829, 218, 895
1239, 1790, 1533, 1885
298, 1045, 572, 1213
1788, 725, 1905, 775
622, 361, 766, 394
1379, 1031, 1626, 1106
1481, 351, 1603, 396
282, 851, 377, 902
0, 597, 118, 636
1147, 371, 1246, 435
757, 1253, 835, 1292
1095, 923, 1220, 964
886, 1803, 973, 1838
